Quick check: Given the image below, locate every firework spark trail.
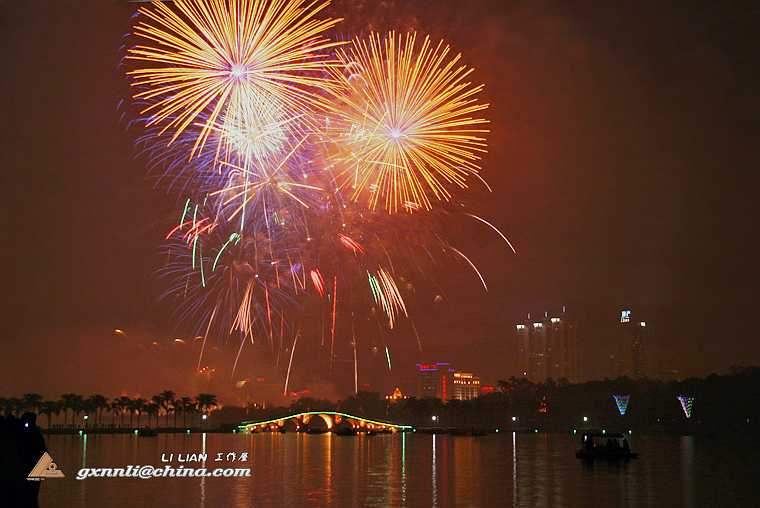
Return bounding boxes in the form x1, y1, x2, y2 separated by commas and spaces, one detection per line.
310, 269, 325, 297
465, 214, 516, 253
231, 332, 253, 380
277, 312, 285, 366
265, 286, 274, 351
197, 303, 219, 372
372, 267, 408, 328
283, 327, 301, 395
127, 0, 344, 155
329, 276, 337, 374
339, 233, 365, 254
411, 321, 424, 361
447, 244, 488, 291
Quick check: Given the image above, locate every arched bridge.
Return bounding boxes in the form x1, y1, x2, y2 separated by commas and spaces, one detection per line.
238, 411, 413, 433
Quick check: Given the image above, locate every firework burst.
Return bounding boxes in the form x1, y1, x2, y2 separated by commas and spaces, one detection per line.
127, 0, 343, 155
323, 31, 489, 212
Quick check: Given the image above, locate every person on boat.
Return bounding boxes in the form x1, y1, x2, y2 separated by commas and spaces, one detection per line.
622, 437, 630, 453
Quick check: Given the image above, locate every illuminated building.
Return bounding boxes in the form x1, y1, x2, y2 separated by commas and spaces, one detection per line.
417, 363, 481, 400
515, 307, 578, 383
451, 372, 481, 400
385, 387, 407, 403
618, 310, 648, 378
418, 363, 456, 399
548, 308, 578, 383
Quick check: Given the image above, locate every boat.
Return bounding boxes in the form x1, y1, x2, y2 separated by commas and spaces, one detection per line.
576, 432, 638, 459
138, 428, 158, 437
306, 427, 329, 434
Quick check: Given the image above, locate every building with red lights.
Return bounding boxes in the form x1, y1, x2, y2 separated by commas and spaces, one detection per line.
417, 363, 480, 400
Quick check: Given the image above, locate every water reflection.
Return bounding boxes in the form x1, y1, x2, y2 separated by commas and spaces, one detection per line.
40, 433, 757, 508
431, 434, 437, 507
401, 432, 406, 505
681, 436, 694, 508
513, 432, 517, 507
200, 432, 206, 508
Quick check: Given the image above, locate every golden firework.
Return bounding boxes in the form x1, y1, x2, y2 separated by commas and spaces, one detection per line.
128, 0, 343, 156
324, 31, 489, 212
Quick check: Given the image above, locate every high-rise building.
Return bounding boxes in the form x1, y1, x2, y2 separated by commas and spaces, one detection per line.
515, 307, 578, 383
548, 308, 578, 382
618, 310, 647, 378
418, 363, 456, 399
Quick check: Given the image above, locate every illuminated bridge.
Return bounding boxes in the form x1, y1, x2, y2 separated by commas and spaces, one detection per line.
238, 412, 413, 433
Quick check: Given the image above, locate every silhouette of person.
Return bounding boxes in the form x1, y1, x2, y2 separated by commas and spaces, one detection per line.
0, 412, 47, 507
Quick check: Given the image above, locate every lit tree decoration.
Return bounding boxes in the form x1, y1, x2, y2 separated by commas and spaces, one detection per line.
613, 395, 630, 416
678, 395, 694, 418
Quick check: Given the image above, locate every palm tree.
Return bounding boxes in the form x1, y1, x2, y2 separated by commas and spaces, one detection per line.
146, 403, 160, 428
110, 399, 122, 427
117, 396, 132, 427
175, 397, 192, 428
8, 397, 23, 417
82, 397, 96, 427
150, 395, 165, 427
61, 393, 83, 428
131, 398, 147, 428
87, 395, 109, 428
196, 394, 217, 426
72, 395, 85, 427
185, 401, 199, 428
40, 400, 61, 429
159, 391, 176, 428
21, 393, 43, 414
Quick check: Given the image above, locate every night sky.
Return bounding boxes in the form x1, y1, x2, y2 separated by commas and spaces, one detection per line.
1, 0, 758, 401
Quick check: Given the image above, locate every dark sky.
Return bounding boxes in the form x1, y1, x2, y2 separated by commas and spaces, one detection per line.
1, 0, 759, 402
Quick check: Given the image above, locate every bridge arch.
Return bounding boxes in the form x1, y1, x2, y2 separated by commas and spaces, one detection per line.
238, 411, 413, 433
302, 413, 334, 430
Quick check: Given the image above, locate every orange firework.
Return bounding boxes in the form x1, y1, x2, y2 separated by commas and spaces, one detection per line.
324, 31, 489, 212
127, 0, 343, 156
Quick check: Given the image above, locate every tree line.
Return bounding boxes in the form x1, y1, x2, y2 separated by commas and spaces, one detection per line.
214, 366, 759, 434
0, 392, 218, 429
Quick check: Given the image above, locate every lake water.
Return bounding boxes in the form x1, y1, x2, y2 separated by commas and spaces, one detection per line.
38, 432, 757, 507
